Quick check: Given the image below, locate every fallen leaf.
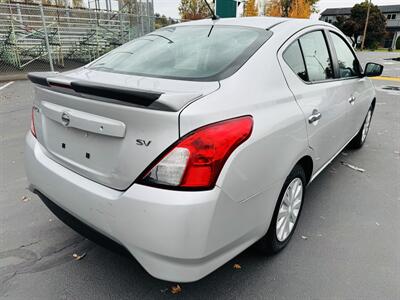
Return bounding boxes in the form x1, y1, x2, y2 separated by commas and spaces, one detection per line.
21, 196, 30, 202
170, 284, 182, 294
301, 235, 308, 240
233, 263, 241, 270
341, 162, 365, 173
72, 252, 86, 261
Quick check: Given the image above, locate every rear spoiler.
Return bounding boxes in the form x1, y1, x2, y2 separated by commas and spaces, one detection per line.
27, 72, 162, 108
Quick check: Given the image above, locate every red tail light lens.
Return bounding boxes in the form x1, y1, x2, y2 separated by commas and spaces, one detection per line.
137, 116, 253, 190
30, 107, 37, 138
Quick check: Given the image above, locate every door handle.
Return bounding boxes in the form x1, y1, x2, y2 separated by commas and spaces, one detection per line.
308, 109, 322, 124
348, 96, 356, 105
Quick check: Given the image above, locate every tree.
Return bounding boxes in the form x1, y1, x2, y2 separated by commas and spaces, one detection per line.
244, 0, 258, 17
178, 0, 210, 20
334, 16, 357, 46
72, 0, 83, 8
352, 1, 386, 49
333, 1, 386, 49
266, 0, 318, 18
288, 0, 311, 18
154, 13, 178, 29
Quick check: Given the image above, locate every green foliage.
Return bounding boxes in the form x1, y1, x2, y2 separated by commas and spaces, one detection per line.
154, 13, 178, 29
333, 0, 386, 49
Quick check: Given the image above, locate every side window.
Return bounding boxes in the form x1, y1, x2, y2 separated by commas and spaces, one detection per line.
299, 31, 334, 82
283, 40, 308, 81
329, 32, 361, 78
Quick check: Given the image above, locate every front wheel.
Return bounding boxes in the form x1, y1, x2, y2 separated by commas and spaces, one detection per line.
257, 165, 306, 254
349, 105, 374, 149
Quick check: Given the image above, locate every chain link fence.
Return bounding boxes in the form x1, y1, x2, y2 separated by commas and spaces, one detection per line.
0, 2, 179, 77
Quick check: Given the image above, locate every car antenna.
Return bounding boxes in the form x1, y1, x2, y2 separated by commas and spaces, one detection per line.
203, 0, 219, 20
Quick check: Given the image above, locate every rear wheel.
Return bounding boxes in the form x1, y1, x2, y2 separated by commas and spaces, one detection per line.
258, 165, 306, 254
349, 105, 374, 149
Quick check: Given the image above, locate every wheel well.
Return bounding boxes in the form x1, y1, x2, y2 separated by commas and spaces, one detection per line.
297, 156, 313, 184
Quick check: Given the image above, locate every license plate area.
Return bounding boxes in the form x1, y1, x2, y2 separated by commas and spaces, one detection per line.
42, 117, 122, 176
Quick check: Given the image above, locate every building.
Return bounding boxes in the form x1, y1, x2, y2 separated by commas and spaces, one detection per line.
320, 5, 400, 49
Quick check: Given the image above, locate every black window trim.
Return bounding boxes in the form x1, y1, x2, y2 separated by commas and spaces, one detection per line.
282, 39, 309, 82
297, 39, 309, 81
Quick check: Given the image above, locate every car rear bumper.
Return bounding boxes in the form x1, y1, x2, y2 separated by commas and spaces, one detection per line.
25, 132, 269, 282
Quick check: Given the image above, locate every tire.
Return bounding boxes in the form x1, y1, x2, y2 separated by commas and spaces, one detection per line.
349, 105, 374, 149
257, 165, 306, 254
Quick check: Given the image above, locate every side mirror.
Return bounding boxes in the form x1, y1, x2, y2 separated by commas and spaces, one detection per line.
364, 62, 384, 77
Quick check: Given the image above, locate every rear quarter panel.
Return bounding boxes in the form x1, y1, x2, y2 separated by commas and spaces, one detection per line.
179, 36, 311, 217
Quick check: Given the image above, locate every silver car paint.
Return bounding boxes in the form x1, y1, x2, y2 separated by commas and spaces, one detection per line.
32, 71, 219, 190
25, 17, 376, 282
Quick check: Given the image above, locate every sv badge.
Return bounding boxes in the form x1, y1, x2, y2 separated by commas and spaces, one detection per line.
136, 139, 152, 147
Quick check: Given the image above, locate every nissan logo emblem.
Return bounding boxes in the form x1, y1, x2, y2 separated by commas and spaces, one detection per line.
61, 112, 70, 127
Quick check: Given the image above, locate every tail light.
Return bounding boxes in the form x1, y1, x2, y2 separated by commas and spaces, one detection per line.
30, 107, 37, 138
137, 116, 253, 190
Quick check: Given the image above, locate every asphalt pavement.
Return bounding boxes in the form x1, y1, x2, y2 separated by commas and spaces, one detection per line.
0, 52, 399, 299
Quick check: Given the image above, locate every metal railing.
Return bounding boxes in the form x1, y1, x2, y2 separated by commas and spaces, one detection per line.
0, 2, 178, 75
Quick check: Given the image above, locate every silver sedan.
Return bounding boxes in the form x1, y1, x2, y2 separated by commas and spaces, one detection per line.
25, 16, 383, 282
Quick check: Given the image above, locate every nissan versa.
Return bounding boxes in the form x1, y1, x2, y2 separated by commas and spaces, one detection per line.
25, 17, 383, 282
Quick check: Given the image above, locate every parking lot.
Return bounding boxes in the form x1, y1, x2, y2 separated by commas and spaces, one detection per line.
0, 52, 399, 299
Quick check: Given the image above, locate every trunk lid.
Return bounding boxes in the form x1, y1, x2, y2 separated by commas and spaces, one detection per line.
30, 69, 219, 190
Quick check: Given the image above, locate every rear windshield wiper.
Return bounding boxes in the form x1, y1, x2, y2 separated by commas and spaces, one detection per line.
90, 66, 115, 72
147, 33, 174, 44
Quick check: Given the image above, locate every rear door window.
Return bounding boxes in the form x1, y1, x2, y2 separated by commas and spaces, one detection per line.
283, 40, 308, 81
299, 31, 334, 82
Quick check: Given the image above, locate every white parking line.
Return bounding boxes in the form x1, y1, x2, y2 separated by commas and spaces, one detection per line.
0, 81, 15, 91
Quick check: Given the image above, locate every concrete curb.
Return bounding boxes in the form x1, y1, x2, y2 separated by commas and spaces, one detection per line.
0, 73, 27, 82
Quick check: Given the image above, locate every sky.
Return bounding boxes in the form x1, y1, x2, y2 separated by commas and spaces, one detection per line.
153, 0, 400, 19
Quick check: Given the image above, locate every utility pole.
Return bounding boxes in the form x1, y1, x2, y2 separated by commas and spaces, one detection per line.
361, 0, 371, 50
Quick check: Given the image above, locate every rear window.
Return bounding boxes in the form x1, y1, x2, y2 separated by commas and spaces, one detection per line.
89, 25, 272, 81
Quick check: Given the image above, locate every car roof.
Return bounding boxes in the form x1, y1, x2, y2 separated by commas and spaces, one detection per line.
172, 16, 330, 31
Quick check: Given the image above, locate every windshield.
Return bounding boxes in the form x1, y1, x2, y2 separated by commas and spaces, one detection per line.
89, 25, 272, 81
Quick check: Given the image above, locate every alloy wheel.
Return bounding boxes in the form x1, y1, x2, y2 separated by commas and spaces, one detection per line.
276, 178, 303, 242
361, 110, 372, 143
